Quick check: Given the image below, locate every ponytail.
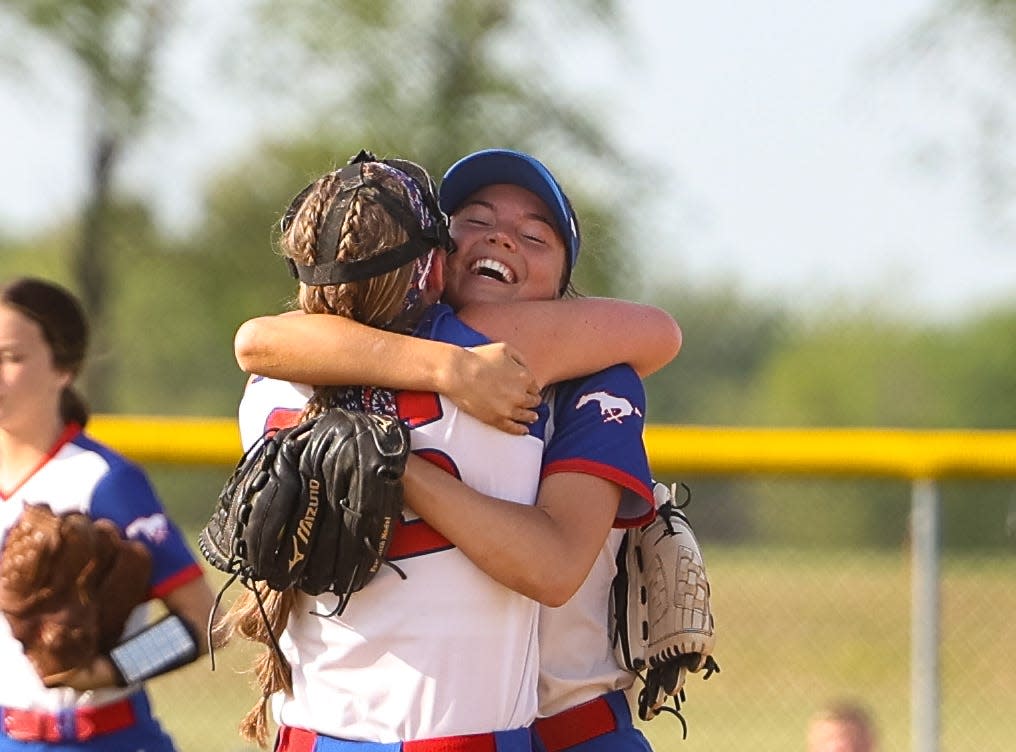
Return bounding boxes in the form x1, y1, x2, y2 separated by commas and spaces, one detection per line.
60, 386, 90, 428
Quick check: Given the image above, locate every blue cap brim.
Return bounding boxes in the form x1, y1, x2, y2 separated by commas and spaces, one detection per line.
439, 149, 580, 274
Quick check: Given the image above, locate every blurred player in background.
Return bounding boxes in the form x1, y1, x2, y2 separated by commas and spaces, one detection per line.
236, 149, 676, 751
0, 277, 216, 752
807, 700, 878, 752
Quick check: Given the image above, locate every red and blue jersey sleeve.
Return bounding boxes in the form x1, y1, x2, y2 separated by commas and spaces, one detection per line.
84, 441, 204, 599
542, 364, 654, 527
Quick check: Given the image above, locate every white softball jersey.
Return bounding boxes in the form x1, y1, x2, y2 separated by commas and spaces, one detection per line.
536, 365, 655, 718
236, 304, 548, 742
0, 424, 205, 712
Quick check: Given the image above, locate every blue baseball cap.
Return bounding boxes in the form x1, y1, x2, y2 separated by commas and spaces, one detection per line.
439, 149, 581, 283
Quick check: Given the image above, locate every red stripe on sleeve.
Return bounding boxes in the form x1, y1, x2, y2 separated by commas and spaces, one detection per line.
541, 459, 655, 528
149, 563, 204, 599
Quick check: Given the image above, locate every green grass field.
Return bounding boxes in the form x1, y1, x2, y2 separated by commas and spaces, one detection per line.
146, 546, 1016, 752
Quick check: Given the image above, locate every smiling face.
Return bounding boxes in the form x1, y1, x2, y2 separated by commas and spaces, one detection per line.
0, 304, 70, 434
441, 183, 568, 309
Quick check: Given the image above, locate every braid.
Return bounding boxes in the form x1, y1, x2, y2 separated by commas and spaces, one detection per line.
290, 172, 336, 266
338, 166, 418, 327
215, 587, 295, 747
337, 189, 367, 263
321, 187, 370, 319
221, 173, 345, 744
298, 187, 378, 420
282, 163, 426, 325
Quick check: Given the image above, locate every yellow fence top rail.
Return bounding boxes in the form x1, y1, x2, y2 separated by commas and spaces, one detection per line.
89, 415, 1016, 480
90, 415, 243, 467
644, 425, 1016, 479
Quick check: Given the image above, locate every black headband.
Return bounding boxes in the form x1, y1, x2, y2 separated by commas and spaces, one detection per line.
287, 238, 436, 285
283, 151, 452, 286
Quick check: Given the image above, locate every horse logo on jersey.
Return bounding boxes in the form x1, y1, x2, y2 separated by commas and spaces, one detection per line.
126, 513, 169, 544
575, 390, 643, 424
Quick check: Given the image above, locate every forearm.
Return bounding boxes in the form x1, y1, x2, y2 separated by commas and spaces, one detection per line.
402, 455, 615, 606
161, 577, 217, 655
42, 580, 214, 692
458, 298, 682, 383
235, 313, 460, 392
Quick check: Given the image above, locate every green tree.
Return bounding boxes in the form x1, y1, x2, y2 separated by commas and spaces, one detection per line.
753, 317, 942, 428
642, 283, 794, 426
1, 0, 651, 419
955, 0, 1016, 49
906, 0, 1016, 230
235, 0, 646, 296
937, 306, 1016, 428
0, 0, 176, 409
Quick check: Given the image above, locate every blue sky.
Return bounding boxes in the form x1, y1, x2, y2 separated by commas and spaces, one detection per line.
608, 1, 1015, 319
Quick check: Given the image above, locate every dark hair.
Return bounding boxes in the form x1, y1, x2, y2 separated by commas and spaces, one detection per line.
0, 277, 90, 426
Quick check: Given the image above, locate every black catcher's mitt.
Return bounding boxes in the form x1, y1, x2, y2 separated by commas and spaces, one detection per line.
610, 482, 720, 731
199, 408, 410, 611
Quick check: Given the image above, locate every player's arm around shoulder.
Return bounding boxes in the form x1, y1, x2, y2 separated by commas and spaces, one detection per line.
235, 311, 541, 435
235, 311, 459, 388
457, 297, 681, 385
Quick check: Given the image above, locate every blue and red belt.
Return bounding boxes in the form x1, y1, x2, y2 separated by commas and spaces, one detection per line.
0, 696, 137, 743
276, 724, 531, 752
531, 691, 631, 752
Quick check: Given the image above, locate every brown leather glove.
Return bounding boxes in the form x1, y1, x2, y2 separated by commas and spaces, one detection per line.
0, 503, 152, 679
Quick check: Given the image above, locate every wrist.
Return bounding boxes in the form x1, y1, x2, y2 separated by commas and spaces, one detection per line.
433, 344, 466, 397
94, 655, 122, 688
108, 614, 199, 686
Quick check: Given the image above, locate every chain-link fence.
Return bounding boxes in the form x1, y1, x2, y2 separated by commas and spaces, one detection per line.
130, 440, 1014, 752
3, 2, 1014, 748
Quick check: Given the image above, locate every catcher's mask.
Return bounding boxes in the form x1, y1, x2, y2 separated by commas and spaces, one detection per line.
282, 150, 453, 286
